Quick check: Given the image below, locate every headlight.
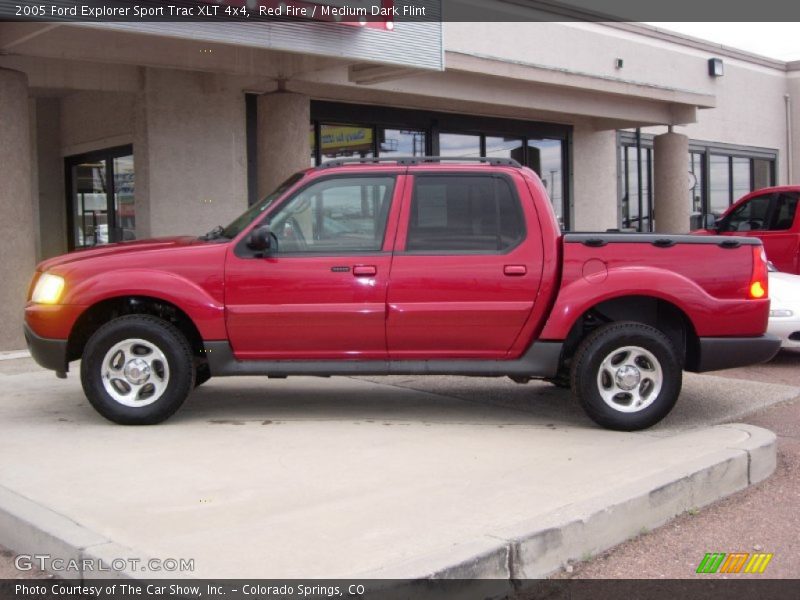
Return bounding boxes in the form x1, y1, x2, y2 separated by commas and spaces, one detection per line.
770, 309, 794, 318
31, 273, 65, 304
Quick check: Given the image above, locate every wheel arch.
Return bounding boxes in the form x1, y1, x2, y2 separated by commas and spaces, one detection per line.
558, 295, 701, 372
67, 295, 206, 364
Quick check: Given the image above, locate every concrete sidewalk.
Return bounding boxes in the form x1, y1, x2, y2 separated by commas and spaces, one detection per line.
0, 358, 795, 581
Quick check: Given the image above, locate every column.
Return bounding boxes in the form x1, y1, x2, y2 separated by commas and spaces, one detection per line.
138, 68, 248, 237
0, 69, 36, 349
571, 123, 618, 231
653, 130, 690, 233
257, 92, 310, 199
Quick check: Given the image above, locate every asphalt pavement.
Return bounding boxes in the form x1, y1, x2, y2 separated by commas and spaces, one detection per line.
0, 350, 797, 581
553, 348, 800, 579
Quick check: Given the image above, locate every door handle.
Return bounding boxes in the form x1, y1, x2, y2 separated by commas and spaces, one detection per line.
503, 265, 527, 276
353, 265, 377, 277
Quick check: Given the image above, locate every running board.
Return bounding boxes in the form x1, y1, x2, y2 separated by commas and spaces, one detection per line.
204, 341, 563, 379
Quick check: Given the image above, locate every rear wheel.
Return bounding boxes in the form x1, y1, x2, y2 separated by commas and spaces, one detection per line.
80, 315, 195, 424
571, 322, 681, 431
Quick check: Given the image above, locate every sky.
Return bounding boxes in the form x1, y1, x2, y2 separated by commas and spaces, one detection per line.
646, 23, 800, 61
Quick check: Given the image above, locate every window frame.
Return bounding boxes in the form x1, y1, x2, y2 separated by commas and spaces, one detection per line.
399, 172, 528, 256
718, 192, 774, 233
234, 172, 399, 258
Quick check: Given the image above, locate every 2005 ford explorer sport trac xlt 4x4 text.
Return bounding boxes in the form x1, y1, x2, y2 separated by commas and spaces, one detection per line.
24, 157, 781, 430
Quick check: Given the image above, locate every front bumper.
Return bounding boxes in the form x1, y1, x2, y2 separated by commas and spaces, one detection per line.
694, 334, 782, 372
24, 323, 68, 373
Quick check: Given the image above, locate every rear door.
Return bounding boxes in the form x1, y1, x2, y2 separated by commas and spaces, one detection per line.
225, 173, 403, 359
386, 171, 543, 359
720, 191, 800, 273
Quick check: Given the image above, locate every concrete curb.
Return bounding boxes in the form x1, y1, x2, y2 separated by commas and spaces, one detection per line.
358, 423, 777, 580
0, 486, 144, 580
0, 424, 777, 582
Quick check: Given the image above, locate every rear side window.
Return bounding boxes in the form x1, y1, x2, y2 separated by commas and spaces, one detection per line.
771, 193, 798, 230
406, 175, 525, 252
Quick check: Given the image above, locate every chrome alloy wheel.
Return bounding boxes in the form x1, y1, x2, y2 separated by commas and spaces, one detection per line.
101, 338, 170, 407
596, 345, 663, 413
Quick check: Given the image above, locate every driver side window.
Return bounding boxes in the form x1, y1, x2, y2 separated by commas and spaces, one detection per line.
267, 176, 395, 253
723, 194, 771, 232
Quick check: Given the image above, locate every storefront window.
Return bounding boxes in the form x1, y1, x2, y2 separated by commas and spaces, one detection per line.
439, 133, 481, 157
306, 103, 572, 228
688, 152, 704, 230
753, 158, 772, 189
620, 145, 653, 232
379, 129, 426, 157
113, 155, 135, 241
619, 132, 776, 231
732, 157, 751, 203
318, 123, 374, 162
708, 154, 730, 217
66, 146, 135, 249
485, 136, 524, 161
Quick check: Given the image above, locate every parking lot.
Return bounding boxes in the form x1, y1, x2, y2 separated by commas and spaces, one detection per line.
0, 351, 797, 580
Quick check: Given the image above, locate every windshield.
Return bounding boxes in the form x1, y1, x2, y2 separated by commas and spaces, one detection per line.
221, 172, 305, 239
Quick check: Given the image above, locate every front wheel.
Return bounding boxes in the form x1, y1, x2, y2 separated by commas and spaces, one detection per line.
570, 322, 682, 431
80, 315, 195, 424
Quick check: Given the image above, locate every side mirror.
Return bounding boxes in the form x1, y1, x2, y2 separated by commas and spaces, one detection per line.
247, 225, 272, 252
703, 214, 719, 231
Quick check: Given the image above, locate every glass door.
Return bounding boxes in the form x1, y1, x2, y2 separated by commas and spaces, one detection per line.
66, 145, 134, 249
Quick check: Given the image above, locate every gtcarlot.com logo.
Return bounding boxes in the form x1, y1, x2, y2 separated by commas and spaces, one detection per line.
15, 554, 195, 573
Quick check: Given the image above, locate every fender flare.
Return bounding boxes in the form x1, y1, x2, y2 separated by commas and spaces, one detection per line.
64, 269, 226, 340
539, 266, 712, 340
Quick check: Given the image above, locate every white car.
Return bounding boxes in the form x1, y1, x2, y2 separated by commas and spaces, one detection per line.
768, 264, 800, 348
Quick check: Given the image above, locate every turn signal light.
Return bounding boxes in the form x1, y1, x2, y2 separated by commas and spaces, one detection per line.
750, 281, 766, 299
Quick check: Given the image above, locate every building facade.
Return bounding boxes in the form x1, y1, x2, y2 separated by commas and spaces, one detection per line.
1, 7, 800, 350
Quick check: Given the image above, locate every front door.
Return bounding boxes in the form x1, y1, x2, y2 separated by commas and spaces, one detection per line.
225, 173, 403, 359
66, 146, 135, 249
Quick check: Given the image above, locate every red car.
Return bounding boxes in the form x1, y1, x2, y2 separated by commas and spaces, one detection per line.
24, 158, 780, 430
697, 186, 800, 274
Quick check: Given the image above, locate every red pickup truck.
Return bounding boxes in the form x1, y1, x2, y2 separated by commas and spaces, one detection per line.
24, 157, 780, 430
697, 186, 800, 274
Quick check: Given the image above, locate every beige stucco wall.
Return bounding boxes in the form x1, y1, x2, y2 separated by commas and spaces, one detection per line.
444, 21, 721, 97
0, 69, 36, 349
136, 68, 247, 238
655, 61, 789, 184
35, 98, 67, 260
60, 90, 135, 156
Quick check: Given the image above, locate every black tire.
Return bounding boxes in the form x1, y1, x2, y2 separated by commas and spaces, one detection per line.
80, 315, 195, 425
194, 362, 211, 388
545, 371, 571, 389
570, 321, 682, 431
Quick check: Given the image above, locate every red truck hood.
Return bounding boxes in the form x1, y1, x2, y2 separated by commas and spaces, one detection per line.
36, 236, 202, 272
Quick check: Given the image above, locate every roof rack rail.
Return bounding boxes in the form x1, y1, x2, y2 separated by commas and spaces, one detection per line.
317, 156, 522, 168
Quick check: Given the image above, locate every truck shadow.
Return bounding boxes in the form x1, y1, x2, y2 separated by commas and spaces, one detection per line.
179, 376, 596, 430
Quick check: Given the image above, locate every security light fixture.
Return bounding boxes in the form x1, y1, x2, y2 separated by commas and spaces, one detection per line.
708, 58, 724, 77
